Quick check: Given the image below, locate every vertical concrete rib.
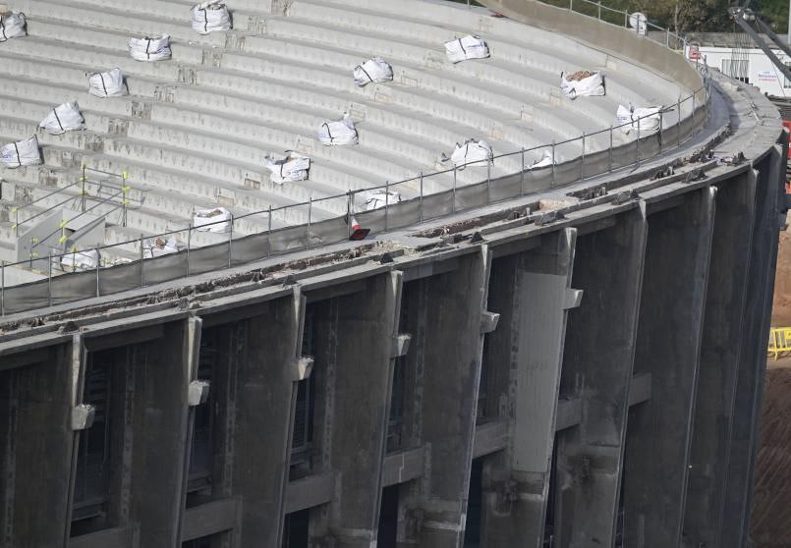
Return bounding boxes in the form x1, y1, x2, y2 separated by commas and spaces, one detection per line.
229, 291, 303, 547
480, 228, 578, 548
0, 341, 77, 546
722, 148, 785, 547
623, 188, 716, 547
314, 272, 400, 547
554, 206, 647, 547
410, 246, 491, 548
125, 320, 190, 547
683, 173, 757, 547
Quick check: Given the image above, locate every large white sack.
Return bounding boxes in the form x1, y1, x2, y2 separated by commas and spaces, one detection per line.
192, 1, 231, 34
317, 113, 358, 146
445, 35, 489, 63
560, 70, 605, 99
144, 236, 179, 258
528, 149, 556, 170
265, 152, 310, 184
616, 104, 662, 134
0, 135, 42, 168
450, 139, 493, 168
39, 101, 85, 135
88, 68, 128, 97
0, 11, 26, 41
129, 34, 172, 61
61, 248, 99, 271
365, 190, 401, 211
194, 207, 232, 233
353, 57, 393, 87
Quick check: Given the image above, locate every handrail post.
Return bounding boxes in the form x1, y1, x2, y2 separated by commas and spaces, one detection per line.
520, 147, 525, 196
486, 158, 491, 198
81, 164, 87, 212
139, 233, 145, 287
347, 191, 353, 240
692, 92, 696, 129
659, 109, 664, 153
1, 260, 5, 316
608, 125, 614, 172
581, 132, 586, 181
677, 97, 682, 148
186, 223, 192, 277
551, 140, 556, 185
48, 249, 52, 307
384, 181, 389, 231
452, 166, 457, 214
227, 214, 234, 268
419, 171, 424, 222
597, 1, 601, 20
307, 196, 313, 244
122, 171, 129, 227
636, 116, 641, 165
267, 205, 273, 257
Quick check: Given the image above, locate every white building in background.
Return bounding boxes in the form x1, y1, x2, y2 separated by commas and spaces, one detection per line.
683, 33, 791, 97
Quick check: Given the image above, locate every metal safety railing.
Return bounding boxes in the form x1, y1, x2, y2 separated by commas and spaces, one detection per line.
768, 327, 791, 360
0, 1, 711, 316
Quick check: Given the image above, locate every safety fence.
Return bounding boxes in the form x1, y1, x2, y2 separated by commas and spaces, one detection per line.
0, 2, 710, 316
768, 327, 791, 360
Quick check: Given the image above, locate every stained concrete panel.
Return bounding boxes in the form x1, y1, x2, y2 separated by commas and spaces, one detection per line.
554, 206, 647, 547
722, 149, 786, 547
0, 343, 75, 547
623, 188, 716, 547
480, 228, 578, 548
683, 173, 756, 547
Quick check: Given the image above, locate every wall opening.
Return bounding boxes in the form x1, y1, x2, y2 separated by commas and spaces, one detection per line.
282, 508, 310, 548
186, 327, 219, 507
71, 349, 115, 536
464, 458, 484, 547
378, 484, 400, 548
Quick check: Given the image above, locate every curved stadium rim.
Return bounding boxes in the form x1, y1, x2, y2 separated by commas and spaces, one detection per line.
0, 0, 710, 314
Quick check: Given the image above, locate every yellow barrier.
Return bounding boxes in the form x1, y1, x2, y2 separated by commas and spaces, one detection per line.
768, 327, 791, 360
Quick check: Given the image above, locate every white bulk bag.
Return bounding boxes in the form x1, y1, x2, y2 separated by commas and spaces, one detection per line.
194, 207, 232, 233
88, 68, 128, 97
353, 57, 393, 87
0, 12, 26, 41
560, 71, 605, 99
0, 135, 42, 168
450, 139, 493, 168
616, 104, 661, 134
39, 101, 85, 135
192, 0, 232, 34
265, 152, 310, 184
144, 236, 179, 258
528, 150, 556, 170
445, 35, 489, 63
317, 113, 358, 146
129, 34, 172, 61
61, 248, 99, 271
365, 190, 401, 211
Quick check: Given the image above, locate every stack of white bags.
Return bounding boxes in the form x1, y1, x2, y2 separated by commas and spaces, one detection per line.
192, 0, 231, 34
445, 35, 489, 63
194, 207, 232, 233
365, 190, 401, 211
450, 139, 493, 168
88, 68, 128, 97
0, 136, 42, 168
0, 10, 26, 41
353, 57, 393, 87
560, 71, 605, 100
317, 113, 358, 146
129, 35, 172, 61
265, 152, 311, 184
616, 104, 662, 134
39, 101, 85, 135
61, 249, 100, 271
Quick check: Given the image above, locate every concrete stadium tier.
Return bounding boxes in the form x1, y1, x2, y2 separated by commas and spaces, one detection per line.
0, 1, 783, 548
0, 0, 691, 270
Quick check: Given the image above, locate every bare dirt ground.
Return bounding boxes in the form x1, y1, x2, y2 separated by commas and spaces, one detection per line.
752, 230, 791, 547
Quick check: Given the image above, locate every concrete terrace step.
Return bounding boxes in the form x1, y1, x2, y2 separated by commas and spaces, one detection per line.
288, 0, 685, 108
17, 0, 227, 47
237, 31, 620, 142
